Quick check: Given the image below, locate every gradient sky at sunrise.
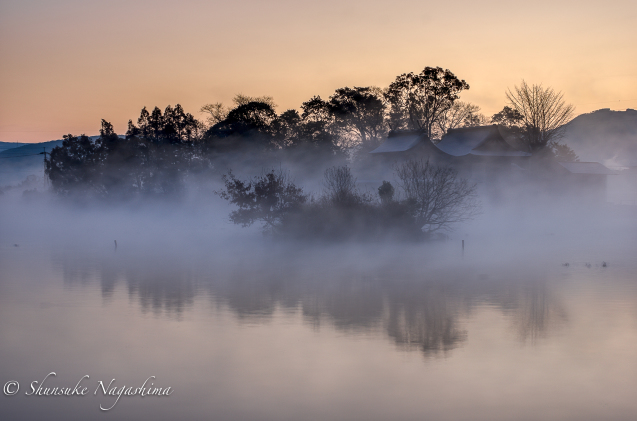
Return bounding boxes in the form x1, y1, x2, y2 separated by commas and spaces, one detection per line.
1, 0, 635, 143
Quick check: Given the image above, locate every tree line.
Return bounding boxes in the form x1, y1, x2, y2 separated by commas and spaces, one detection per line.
46, 66, 576, 199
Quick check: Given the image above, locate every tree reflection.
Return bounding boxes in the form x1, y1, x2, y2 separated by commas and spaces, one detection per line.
386, 284, 466, 356
52, 248, 567, 355
511, 280, 567, 343
473, 268, 567, 343
124, 264, 196, 318
53, 251, 197, 318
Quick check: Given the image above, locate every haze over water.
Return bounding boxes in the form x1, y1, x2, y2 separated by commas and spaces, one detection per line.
1, 197, 636, 421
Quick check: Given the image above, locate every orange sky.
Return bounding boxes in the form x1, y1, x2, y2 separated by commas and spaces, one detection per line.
1, 0, 635, 143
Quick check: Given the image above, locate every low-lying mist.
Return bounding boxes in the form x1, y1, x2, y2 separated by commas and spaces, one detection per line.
4, 187, 634, 360
2, 157, 635, 257
2, 166, 636, 421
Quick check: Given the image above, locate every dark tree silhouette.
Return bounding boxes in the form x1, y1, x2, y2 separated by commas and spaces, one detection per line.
127, 104, 201, 144
204, 101, 279, 151
272, 109, 302, 148
327, 86, 387, 150
385, 67, 469, 140
217, 169, 308, 234
490, 105, 527, 151
491, 106, 524, 128
551, 141, 579, 162
47, 121, 148, 198
297, 96, 341, 154
46, 133, 99, 195
219, 102, 277, 136
48, 105, 204, 199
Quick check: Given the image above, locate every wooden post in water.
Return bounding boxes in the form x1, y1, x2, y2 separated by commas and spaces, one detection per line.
462, 240, 464, 257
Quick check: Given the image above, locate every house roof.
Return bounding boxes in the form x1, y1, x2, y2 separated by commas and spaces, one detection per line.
370, 125, 531, 158
558, 161, 618, 175
435, 125, 531, 157
369, 131, 424, 153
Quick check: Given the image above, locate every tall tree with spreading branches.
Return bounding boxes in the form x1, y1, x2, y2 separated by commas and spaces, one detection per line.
385, 67, 469, 140
506, 81, 575, 153
327, 86, 387, 150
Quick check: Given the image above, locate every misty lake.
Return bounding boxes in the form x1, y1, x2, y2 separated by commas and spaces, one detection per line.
1, 200, 637, 421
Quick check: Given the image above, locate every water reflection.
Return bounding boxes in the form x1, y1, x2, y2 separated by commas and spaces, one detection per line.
54, 252, 198, 318
512, 280, 567, 343
125, 265, 197, 317
52, 246, 568, 356
386, 284, 467, 356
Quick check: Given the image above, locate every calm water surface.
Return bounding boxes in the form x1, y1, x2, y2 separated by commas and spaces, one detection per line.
1, 232, 637, 420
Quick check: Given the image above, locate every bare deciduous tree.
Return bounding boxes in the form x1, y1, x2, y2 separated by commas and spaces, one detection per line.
322, 166, 370, 206
435, 101, 487, 139
506, 81, 575, 153
394, 160, 480, 234
200, 103, 229, 127
232, 94, 276, 109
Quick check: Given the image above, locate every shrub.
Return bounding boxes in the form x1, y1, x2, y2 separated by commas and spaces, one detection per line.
217, 169, 307, 234
378, 181, 395, 205
220, 162, 480, 240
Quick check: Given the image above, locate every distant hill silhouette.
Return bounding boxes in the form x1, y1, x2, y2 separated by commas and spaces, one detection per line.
0, 141, 29, 152
0, 139, 66, 186
0, 137, 118, 186
0, 139, 66, 157
562, 109, 637, 168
